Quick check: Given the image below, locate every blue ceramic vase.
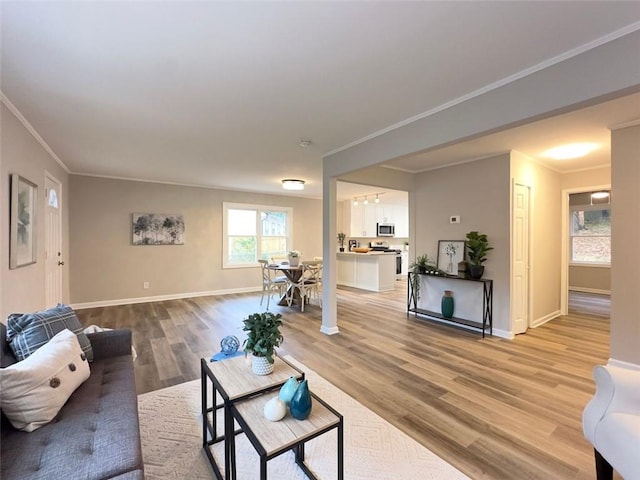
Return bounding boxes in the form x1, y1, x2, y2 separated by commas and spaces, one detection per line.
441, 290, 454, 318
279, 376, 299, 405
289, 379, 312, 420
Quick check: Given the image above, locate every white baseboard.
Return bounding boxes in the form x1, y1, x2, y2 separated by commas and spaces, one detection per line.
569, 287, 611, 295
530, 310, 561, 328
72, 286, 262, 310
492, 328, 514, 339
320, 325, 340, 335
608, 358, 640, 370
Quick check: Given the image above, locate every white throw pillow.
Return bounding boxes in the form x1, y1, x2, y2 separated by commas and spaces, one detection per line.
0, 328, 90, 432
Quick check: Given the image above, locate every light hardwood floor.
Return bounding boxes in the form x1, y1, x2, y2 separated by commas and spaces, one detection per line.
77, 285, 612, 480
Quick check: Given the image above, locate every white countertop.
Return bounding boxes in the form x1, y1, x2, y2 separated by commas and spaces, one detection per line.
337, 251, 398, 256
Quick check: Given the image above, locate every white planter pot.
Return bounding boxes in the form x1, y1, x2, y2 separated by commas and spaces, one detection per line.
252, 355, 274, 375
288, 256, 299, 267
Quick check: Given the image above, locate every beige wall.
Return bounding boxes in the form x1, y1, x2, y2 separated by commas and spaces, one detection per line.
569, 266, 611, 293
610, 124, 640, 365
69, 176, 322, 305
413, 154, 511, 334
1, 103, 71, 320
511, 151, 563, 325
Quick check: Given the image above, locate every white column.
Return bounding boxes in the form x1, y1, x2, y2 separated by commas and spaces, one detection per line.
321, 176, 339, 335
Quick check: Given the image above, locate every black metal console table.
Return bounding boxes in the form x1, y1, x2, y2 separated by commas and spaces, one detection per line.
407, 272, 493, 337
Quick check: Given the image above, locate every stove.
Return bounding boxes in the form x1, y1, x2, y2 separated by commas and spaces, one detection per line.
369, 241, 402, 253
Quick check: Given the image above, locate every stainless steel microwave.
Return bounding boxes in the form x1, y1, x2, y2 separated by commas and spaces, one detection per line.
377, 223, 395, 237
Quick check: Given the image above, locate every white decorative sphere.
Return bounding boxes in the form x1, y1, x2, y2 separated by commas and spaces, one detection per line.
263, 396, 287, 422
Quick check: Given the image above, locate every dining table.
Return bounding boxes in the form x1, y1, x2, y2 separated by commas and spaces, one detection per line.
268, 264, 305, 306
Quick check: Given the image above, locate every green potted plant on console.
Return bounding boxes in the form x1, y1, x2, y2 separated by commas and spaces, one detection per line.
465, 231, 493, 279
242, 312, 284, 375
337, 232, 346, 252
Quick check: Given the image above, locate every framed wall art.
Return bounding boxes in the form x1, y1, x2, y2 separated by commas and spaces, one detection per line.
132, 213, 185, 245
10, 174, 38, 269
437, 240, 466, 275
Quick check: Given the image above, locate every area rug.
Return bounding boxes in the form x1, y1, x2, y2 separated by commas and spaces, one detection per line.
138, 356, 470, 480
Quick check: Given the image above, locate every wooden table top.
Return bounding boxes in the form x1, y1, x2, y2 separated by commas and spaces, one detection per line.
204, 355, 302, 400
233, 391, 340, 456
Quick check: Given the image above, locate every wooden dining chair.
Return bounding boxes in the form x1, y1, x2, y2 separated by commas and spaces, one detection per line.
258, 259, 287, 310
287, 261, 323, 312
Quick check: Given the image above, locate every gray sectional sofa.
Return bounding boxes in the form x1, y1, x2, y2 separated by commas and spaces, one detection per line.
1, 323, 144, 480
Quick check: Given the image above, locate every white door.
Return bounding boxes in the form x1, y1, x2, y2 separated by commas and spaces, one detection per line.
45, 174, 63, 307
512, 183, 530, 334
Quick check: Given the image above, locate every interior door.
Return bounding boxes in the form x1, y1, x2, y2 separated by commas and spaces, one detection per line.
45, 174, 63, 307
512, 183, 530, 334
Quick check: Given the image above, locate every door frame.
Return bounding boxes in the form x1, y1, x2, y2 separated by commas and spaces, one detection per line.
44, 171, 63, 306
511, 179, 532, 334
560, 183, 611, 315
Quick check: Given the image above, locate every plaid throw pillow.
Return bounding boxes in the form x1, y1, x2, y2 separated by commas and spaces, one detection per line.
6, 304, 93, 362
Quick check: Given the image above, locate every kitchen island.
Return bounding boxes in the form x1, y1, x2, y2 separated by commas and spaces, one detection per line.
336, 251, 397, 292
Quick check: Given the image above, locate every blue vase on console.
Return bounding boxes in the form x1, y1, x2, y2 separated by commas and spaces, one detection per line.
289, 379, 312, 420
441, 290, 454, 318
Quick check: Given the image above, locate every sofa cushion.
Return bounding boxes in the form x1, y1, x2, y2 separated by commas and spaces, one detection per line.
0, 329, 90, 432
1, 353, 143, 480
6, 304, 93, 362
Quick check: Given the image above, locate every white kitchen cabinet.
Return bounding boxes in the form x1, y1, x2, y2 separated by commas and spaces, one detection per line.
349, 201, 409, 238
394, 204, 409, 237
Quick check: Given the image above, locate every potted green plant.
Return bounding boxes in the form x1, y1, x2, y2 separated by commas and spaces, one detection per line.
409, 254, 433, 305
337, 232, 346, 252
465, 231, 493, 279
242, 312, 284, 375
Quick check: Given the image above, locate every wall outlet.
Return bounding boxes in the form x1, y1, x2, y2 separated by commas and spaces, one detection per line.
143, 282, 149, 289
450, 215, 461, 224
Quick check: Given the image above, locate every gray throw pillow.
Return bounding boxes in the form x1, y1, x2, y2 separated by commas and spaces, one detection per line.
6, 304, 93, 362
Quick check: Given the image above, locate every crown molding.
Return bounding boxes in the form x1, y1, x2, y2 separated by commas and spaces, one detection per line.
1, 91, 70, 173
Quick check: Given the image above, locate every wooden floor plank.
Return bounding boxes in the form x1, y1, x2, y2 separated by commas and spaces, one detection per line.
76, 287, 612, 480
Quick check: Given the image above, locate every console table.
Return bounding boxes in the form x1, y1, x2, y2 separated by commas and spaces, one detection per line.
407, 272, 493, 337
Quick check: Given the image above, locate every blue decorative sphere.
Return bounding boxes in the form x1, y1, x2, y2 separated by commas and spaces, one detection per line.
220, 335, 240, 356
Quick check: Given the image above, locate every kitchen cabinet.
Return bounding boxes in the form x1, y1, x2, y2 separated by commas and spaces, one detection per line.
349, 202, 409, 238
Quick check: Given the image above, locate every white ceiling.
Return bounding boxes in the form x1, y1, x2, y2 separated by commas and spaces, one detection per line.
2, 2, 640, 199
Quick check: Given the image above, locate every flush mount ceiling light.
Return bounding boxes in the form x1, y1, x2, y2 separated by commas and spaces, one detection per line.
591, 191, 610, 200
282, 179, 305, 190
298, 140, 312, 148
542, 143, 599, 160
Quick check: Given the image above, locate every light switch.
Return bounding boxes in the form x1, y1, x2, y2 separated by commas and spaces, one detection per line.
450, 215, 461, 224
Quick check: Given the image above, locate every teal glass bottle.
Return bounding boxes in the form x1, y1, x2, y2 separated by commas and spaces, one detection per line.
279, 376, 299, 405
441, 290, 454, 318
289, 379, 312, 420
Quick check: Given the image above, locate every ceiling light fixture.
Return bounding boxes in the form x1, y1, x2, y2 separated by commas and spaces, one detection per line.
298, 140, 312, 148
351, 192, 385, 205
282, 179, 305, 190
590, 191, 610, 205
542, 143, 598, 160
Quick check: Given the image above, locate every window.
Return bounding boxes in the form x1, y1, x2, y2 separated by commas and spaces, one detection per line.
570, 205, 611, 265
223, 203, 292, 268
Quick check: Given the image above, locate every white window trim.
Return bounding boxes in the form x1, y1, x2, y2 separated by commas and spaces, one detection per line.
222, 202, 293, 269
569, 203, 611, 267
